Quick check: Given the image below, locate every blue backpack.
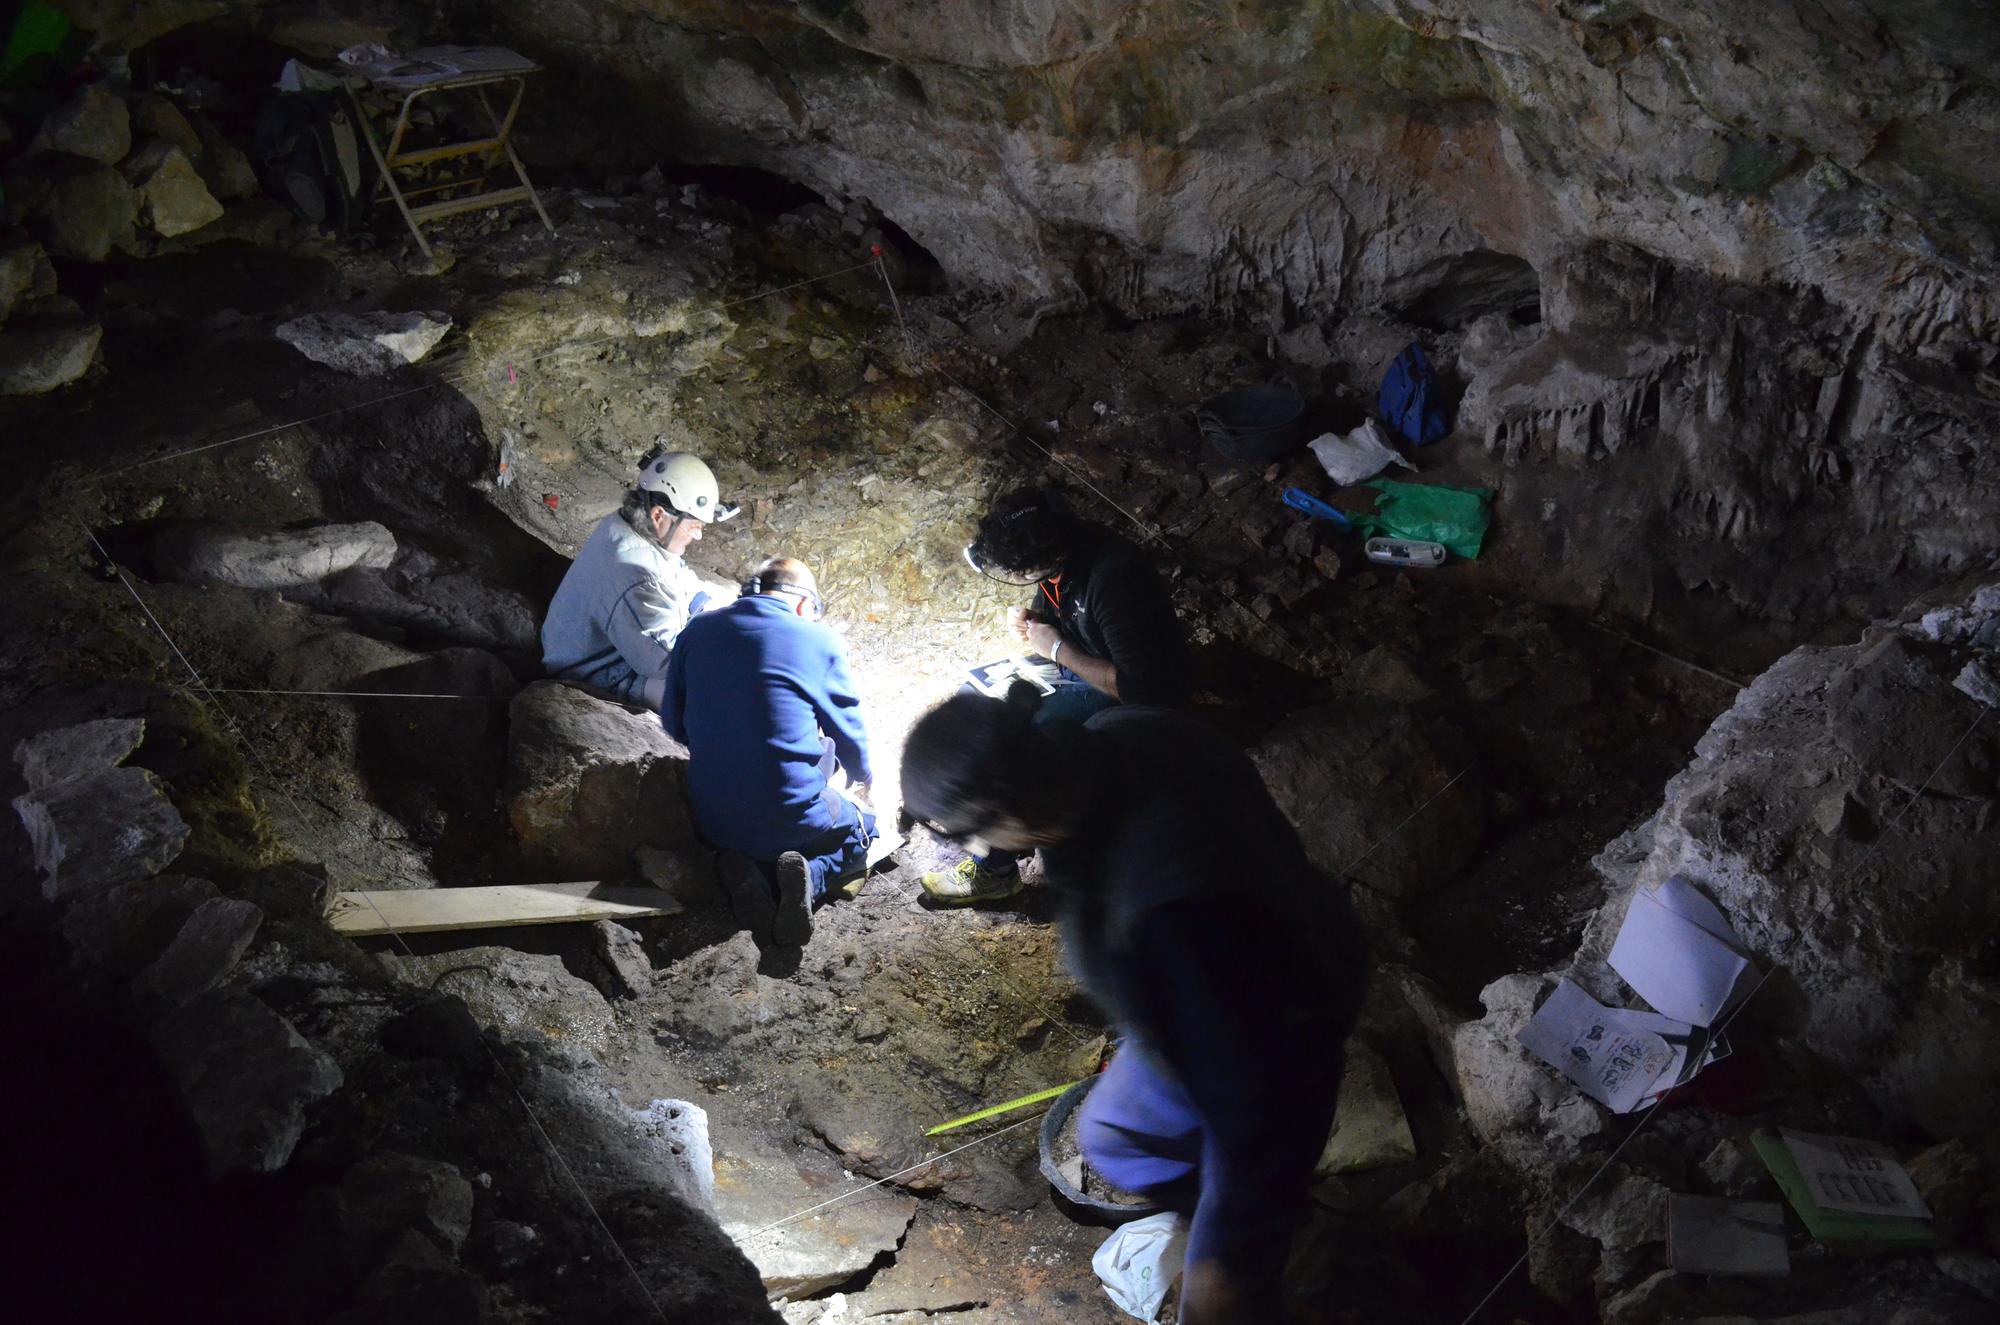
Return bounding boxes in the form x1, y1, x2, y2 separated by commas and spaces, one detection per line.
1378, 342, 1449, 446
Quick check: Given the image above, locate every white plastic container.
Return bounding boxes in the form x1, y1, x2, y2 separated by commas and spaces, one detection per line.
1364, 537, 1447, 568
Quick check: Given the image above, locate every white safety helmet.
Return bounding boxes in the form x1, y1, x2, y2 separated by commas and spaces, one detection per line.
637, 451, 721, 521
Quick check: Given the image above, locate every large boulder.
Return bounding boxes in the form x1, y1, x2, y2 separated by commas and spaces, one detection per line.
20, 157, 139, 261
0, 305, 102, 395
154, 520, 397, 591
191, 112, 259, 199
150, 988, 343, 1179
121, 140, 223, 238
12, 718, 189, 900
1570, 578, 2000, 1139
134, 896, 263, 1011
381, 948, 615, 1055
505, 681, 696, 878
130, 93, 203, 159
1249, 699, 1484, 899
0, 240, 58, 324
276, 311, 453, 377
29, 83, 130, 163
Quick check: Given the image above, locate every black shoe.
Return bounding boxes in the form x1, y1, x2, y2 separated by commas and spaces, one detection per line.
772, 851, 813, 946
715, 850, 775, 945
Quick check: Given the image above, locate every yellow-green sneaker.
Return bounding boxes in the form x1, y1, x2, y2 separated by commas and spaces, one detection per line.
921, 857, 1024, 906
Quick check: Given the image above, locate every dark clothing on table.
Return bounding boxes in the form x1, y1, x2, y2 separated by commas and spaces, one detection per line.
1030, 525, 1191, 708
662, 594, 873, 882
1041, 705, 1368, 1282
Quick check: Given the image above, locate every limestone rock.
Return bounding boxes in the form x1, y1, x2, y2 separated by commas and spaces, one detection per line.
506, 681, 696, 878
150, 989, 343, 1179
135, 896, 262, 1010
629, 1099, 713, 1209
1448, 973, 1562, 1143
335, 1228, 491, 1325
381, 947, 615, 1055
1249, 699, 1483, 898
300, 552, 539, 652
30, 83, 130, 163
340, 1152, 477, 1257
60, 873, 220, 975
22, 158, 139, 261
121, 140, 223, 238
1313, 1041, 1417, 1176
191, 113, 259, 199
131, 93, 203, 159
1568, 579, 2000, 1138
276, 311, 453, 377
1562, 1170, 1668, 1254
154, 520, 397, 592
13, 720, 189, 900
0, 240, 58, 325
592, 919, 654, 999
0, 310, 102, 395
15, 716, 144, 790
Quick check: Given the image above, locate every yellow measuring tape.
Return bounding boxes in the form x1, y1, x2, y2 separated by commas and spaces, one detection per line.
924, 1080, 1079, 1136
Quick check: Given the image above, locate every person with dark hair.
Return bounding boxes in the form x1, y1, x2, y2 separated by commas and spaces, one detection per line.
542, 450, 734, 707
926, 487, 1192, 903
664, 557, 875, 947
900, 691, 1366, 1325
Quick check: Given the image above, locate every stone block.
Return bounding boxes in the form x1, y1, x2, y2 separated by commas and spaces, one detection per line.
30, 83, 130, 163
1250, 699, 1483, 898
0, 240, 57, 325
591, 919, 654, 999
60, 873, 220, 974
15, 716, 143, 790
150, 989, 343, 1179
340, 1151, 476, 1257
276, 311, 453, 376
122, 140, 223, 238
135, 896, 262, 1010
14, 763, 189, 901
131, 94, 203, 159
506, 681, 695, 878
380, 948, 614, 1055
0, 311, 102, 395
22, 157, 139, 261
154, 520, 397, 592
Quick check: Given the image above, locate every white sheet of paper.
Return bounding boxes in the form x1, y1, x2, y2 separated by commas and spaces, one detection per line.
1654, 875, 1744, 946
1517, 979, 1678, 1114
1780, 1129, 1932, 1220
1609, 887, 1754, 1027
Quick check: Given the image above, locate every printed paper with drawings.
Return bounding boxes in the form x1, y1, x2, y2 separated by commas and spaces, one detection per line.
965, 655, 1058, 698
1516, 979, 1681, 1114
1779, 1129, 1931, 1220
1608, 876, 1759, 1027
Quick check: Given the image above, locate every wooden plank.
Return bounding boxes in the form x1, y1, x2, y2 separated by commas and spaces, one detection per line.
409, 185, 530, 224
328, 882, 683, 937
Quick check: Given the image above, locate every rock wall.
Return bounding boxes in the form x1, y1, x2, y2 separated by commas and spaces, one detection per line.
464, 0, 2000, 618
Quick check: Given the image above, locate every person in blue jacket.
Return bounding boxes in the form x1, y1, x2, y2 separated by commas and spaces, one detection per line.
663, 557, 875, 946
899, 690, 1366, 1325
542, 450, 730, 707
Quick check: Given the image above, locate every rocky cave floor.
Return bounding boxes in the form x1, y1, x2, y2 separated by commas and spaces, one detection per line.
5, 177, 1993, 1324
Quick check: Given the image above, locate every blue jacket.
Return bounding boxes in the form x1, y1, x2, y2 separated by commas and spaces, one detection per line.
662, 594, 873, 857
541, 512, 710, 707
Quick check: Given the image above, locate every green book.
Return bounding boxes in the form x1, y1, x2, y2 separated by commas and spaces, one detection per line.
1751, 1132, 1939, 1250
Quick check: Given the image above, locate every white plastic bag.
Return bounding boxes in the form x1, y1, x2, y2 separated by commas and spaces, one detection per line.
1092, 1212, 1188, 1322
1308, 418, 1414, 486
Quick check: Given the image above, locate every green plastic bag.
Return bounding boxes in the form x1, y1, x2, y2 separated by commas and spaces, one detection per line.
1355, 479, 1493, 560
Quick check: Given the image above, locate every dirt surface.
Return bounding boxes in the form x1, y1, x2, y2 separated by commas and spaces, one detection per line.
1, 176, 1752, 1322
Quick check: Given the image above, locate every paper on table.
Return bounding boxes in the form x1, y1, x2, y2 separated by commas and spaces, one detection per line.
1517, 979, 1681, 1114
1609, 884, 1755, 1027
1779, 1129, 1931, 1220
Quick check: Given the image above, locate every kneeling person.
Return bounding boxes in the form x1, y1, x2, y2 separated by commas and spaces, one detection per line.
663, 557, 875, 945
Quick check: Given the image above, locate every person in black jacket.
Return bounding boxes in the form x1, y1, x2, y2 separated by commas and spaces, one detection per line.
900, 692, 1366, 1325
925, 487, 1193, 903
